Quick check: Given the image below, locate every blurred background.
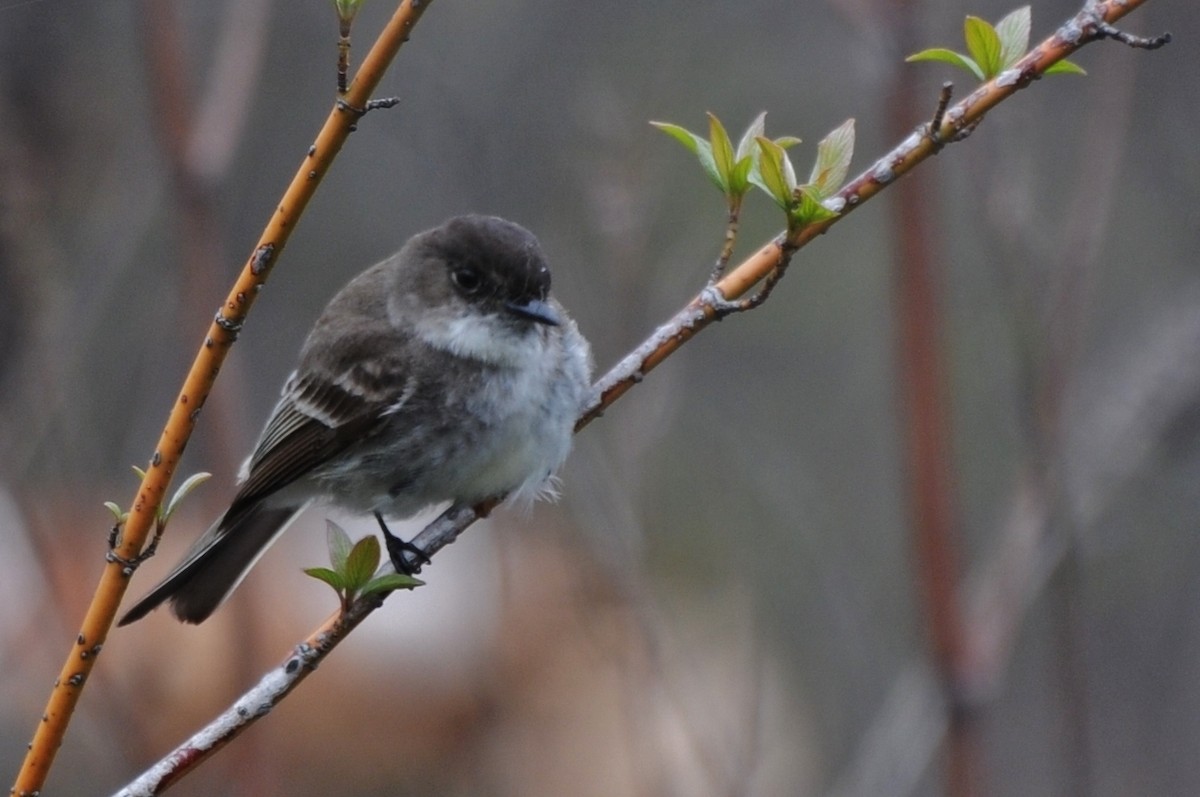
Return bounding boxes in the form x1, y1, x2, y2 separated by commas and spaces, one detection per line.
0, 0, 1196, 795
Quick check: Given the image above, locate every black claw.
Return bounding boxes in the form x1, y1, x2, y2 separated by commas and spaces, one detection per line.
375, 512, 430, 575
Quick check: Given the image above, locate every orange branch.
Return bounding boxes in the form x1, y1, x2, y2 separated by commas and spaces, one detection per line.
11, 2, 434, 794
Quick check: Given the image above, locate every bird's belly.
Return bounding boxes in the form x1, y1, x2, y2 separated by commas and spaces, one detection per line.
320, 370, 574, 518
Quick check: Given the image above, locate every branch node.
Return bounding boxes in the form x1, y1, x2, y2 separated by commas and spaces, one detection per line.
336, 96, 401, 118
213, 309, 244, 340
928, 82, 954, 149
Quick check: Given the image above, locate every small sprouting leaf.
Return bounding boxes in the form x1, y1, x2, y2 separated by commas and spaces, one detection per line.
735, 112, 767, 164
162, 472, 211, 524
773, 136, 803, 149
964, 15, 1002, 78
132, 465, 148, 481
304, 566, 347, 591
1045, 59, 1086, 76
104, 502, 126, 522
808, 118, 855, 197
729, 156, 755, 197
650, 121, 704, 157
994, 6, 1031, 69
707, 112, 735, 190
793, 189, 840, 225
333, 0, 364, 24
344, 535, 382, 590
325, 519, 354, 573
753, 137, 794, 210
651, 121, 723, 191
362, 572, 424, 597
906, 48, 984, 81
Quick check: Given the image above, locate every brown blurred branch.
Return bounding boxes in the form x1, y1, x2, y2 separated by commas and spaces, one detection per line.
111, 0, 1167, 789
11, 2, 435, 794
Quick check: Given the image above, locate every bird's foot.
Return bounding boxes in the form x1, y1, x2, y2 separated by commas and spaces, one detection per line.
375, 511, 431, 575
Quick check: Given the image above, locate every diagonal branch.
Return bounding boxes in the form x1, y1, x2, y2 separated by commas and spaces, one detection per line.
10, 2, 436, 794
111, 0, 1166, 790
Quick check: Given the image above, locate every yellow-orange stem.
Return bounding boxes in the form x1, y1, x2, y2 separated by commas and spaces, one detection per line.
11, 3, 434, 793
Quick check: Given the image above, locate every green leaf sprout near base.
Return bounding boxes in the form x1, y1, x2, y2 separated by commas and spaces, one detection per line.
305, 520, 423, 613
127, 466, 212, 532
907, 6, 1085, 80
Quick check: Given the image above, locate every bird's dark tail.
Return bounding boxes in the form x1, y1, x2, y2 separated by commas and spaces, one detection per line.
118, 503, 304, 626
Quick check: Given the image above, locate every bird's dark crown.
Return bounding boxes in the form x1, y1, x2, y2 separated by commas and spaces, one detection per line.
425, 215, 551, 306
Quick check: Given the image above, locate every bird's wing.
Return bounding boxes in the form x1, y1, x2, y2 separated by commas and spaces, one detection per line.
229, 313, 419, 514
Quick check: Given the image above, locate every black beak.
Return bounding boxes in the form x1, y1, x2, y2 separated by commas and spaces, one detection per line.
505, 297, 561, 326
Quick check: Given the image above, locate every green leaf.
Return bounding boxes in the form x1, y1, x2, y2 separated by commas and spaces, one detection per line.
729, 156, 755, 197
707, 112, 735, 190
808, 118, 855, 197
1045, 59, 1086, 76
793, 189, 840, 225
304, 566, 347, 591
132, 465, 148, 480
994, 6, 1031, 69
735, 112, 767, 163
773, 136, 803, 149
104, 502, 126, 522
345, 535, 382, 590
326, 519, 353, 573
362, 573, 424, 597
650, 121, 723, 191
650, 121, 703, 157
964, 15, 1003, 78
753, 137, 794, 210
906, 48, 985, 81
162, 472, 211, 524
333, 0, 364, 23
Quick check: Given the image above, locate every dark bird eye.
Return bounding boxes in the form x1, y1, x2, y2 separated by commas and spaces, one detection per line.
450, 266, 484, 295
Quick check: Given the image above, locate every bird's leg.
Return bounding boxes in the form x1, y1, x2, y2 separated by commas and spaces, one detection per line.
375, 511, 430, 575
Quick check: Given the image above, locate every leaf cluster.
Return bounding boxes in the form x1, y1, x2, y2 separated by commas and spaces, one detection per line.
304, 520, 423, 613
652, 113, 856, 232
106, 469, 211, 535
907, 5, 1084, 80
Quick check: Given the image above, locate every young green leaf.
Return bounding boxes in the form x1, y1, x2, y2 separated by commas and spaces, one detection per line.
753, 137, 794, 210
362, 572, 424, 597
104, 502, 127, 523
325, 519, 354, 574
808, 118, 855, 198
304, 566, 347, 592
1045, 59, 1086, 75
333, 0, 364, 24
906, 48, 984, 81
994, 5, 1031, 69
344, 535, 382, 590
707, 112, 736, 191
650, 121, 723, 191
735, 112, 767, 164
162, 472, 212, 525
793, 189, 841, 225
964, 15, 1003, 78
729, 157, 755, 197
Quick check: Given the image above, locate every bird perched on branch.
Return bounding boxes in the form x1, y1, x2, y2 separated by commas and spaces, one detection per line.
120, 215, 593, 625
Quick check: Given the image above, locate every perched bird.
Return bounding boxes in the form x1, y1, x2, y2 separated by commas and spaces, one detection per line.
120, 215, 593, 625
